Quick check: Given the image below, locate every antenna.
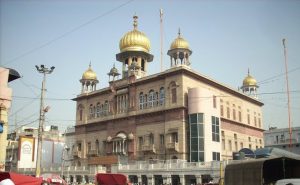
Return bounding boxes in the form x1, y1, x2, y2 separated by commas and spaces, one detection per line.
160, 9, 164, 72
282, 38, 292, 150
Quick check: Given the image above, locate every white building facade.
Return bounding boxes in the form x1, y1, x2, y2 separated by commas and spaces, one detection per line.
264, 127, 300, 155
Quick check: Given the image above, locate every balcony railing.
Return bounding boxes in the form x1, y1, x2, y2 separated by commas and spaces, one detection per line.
166, 142, 179, 152
141, 144, 156, 153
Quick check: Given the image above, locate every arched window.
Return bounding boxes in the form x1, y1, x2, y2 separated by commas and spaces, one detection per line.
148, 90, 155, 108
89, 104, 93, 119
93, 106, 96, 118
159, 87, 165, 106
96, 140, 100, 155
77, 104, 84, 121
101, 104, 104, 116
141, 59, 145, 71
139, 92, 144, 109
79, 110, 83, 121
104, 101, 109, 115
155, 92, 159, 106
170, 82, 177, 104
96, 103, 101, 117
144, 94, 148, 108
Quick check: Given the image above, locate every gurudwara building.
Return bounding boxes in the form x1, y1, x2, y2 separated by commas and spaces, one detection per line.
68, 16, 264, 184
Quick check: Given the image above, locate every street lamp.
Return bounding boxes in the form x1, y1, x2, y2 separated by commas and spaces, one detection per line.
35, 65, 55, 177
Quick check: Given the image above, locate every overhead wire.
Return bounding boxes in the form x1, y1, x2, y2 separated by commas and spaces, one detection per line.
257, 66, 300, 85
2, 0, 135, 66
9, 94, 40, 118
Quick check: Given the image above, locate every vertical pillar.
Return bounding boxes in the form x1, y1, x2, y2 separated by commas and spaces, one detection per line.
147, 175, 154, 185
122, 63, 126, 78
82, 175, 86, 184
136, 57, 141, 77
196, 175, 202, 184
74, 175, 77, 183
163, 174, 172, 185
179, 175, 185, 185
144, 60, 148, 75
137, 175, 142, 184
128, 57, 133, 68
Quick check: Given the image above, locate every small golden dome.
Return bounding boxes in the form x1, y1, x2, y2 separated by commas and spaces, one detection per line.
170, 29, 189, 50
119, 15, 151, 53
82, 63, 97, 80
108, 64, 120, 76
243, 70, 257, 86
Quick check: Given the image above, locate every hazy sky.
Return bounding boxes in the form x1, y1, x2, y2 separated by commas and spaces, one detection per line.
1, 0, 299, 132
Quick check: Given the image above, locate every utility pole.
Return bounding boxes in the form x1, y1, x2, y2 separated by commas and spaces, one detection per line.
282, 39, 292, 150
35, 65, 55, 177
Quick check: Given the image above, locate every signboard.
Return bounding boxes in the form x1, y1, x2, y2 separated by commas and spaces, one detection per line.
88, 156, 118, 165
18, 136, 36, 168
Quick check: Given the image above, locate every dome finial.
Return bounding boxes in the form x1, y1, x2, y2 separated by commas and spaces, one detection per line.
133, 14, 138, 30
89, 61, 92, 68
178, 28, 181, 38
248, 68, 250, 76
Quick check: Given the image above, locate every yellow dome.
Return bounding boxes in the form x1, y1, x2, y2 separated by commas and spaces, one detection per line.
170, 30, 189, 50
243, 71, 257, 86
119, 15, 151, 53
82, 64, 97, 80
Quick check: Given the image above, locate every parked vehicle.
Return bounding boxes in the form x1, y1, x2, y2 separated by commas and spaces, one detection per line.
275, 178, 300, 185
41, 173, 67, 185
0, 172, 43, 185
95, 173, 131, 185
224, 157, 300, 185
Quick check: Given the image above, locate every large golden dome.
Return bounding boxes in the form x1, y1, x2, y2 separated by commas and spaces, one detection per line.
170, 29, 189, 50
82, 64, 97, 80
119, 15, 151, 53
243, 71, 257, 86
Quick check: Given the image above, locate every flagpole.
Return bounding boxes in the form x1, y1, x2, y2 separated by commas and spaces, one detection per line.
160, 9, 163, 72
282, 38, 292, 150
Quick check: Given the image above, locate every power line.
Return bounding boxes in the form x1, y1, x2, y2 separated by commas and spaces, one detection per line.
3, 0, 135, 66
19, 78, 40, 96
9, 94, 40, 118
10, 119, 39, 132
12, 112, 39, 126
12, 96, 71, 101
11, 90, 300, 101
257, 66, 300, 85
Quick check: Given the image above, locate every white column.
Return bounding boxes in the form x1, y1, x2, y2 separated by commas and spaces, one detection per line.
82, 175, 86, 184
137, 175, 142, 184
196, 175, 202, 184
147, 175, 154, 185
163, 174, 171, 185
180, 175, 185, 185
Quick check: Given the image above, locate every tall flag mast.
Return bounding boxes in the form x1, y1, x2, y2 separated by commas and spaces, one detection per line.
160, 9, 164, 72
282, 38, 292, 149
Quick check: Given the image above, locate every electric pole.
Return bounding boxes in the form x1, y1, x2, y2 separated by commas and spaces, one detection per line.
35, 65, 55, 177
